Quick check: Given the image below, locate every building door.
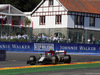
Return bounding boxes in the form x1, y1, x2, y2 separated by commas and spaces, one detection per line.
73, 32, 82, 43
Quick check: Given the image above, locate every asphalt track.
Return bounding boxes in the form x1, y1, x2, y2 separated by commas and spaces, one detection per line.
0, 52, 100, 68
0, 52, 100, 75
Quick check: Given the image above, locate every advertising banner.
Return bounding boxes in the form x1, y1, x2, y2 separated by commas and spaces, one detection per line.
0, 42, 100, 53
0, 42, 32, 52
34, 43, 54, 51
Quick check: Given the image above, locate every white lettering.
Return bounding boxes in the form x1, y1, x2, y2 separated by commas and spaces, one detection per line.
79, 46, 96, 51
60, 46, 78, 50
12, 44, 30, 49
34, 43, 54, 50
0, 45, 10, 48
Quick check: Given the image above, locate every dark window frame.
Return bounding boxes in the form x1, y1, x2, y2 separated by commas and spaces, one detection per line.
40, 16, 45, 25
74, 15, 84, 25
54, 32, 62, 37
55, 15, 62, 24
49, 0, 53, 6
89, 17, 95, 27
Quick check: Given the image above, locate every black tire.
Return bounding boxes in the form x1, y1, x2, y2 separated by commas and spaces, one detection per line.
64, 55, 71, 63
51, 56, 58, 64
29, 56, 36, 65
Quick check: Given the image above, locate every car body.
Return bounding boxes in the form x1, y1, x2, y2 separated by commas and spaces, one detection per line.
27, 50, 71, 65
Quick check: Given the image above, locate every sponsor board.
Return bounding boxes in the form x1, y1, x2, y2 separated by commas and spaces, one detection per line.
34, 43, 54, 51
0, 42, 100, 53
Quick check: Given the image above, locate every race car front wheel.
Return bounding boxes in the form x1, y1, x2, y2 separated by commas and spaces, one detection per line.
64, 55, 71, 63
29, 56, 36, 65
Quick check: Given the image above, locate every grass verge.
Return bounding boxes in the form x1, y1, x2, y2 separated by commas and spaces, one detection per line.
0, 63, 100, 75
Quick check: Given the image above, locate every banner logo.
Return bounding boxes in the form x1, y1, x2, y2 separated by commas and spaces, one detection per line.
34, 43, 54, 51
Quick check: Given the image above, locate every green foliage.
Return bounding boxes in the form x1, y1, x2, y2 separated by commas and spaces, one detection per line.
18, 38, 27, 42
10, 38, 19, 42
0, 0, 41, 12
62, 34, 65, 38
0, 38, 27, 42
0, 39, 9, 42
25, 17, 31, 26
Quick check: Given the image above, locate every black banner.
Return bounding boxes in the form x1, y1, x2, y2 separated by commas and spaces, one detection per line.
0, 50, 6, 61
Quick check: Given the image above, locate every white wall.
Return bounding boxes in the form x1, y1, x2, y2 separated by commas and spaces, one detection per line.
67, 15, 100, 31
67, 15, 74, 28
32, 15, 68, 29
31, 0, 68, 29
84, 17, 100, 31
95, 18, 100, 28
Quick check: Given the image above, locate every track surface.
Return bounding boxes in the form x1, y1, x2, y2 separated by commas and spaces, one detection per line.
0, 53, 100, 75
0, 53, 100, 68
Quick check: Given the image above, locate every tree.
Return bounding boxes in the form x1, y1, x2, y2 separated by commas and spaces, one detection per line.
25, 17, 31, 26
0, 0, 42, 12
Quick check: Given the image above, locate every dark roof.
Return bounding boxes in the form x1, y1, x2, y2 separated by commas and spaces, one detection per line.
59, 0, 100, 14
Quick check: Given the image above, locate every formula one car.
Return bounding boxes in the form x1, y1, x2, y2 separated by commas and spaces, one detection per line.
27, 50, 71, 65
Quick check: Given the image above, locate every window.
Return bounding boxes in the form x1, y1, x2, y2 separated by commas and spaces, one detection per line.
90, 17, 95, 27
49, 0, 53, 6
74, 15, 84, 25
54, 32, 62, 37
90, 34, 93, 43
73, 32, 82, 43
40, 16, 45, 25
56, 15, 62, 24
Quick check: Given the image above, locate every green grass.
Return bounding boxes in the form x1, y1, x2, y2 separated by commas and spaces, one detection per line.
0, 63, 100, 75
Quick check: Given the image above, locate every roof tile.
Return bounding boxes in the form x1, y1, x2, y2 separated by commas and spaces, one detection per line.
59, 0, 100, 14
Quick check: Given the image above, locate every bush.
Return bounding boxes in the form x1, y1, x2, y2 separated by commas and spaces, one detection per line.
18, 38, 27, 42
0, 38, 28, 42
0, 39, 9, 42
10, 38, 19, 42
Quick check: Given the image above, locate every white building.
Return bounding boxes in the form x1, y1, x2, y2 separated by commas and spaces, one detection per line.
29, 0, 100, 43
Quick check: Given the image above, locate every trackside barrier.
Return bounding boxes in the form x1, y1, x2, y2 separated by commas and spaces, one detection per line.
0, 50, 6, 61
0, 42, 100, 54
